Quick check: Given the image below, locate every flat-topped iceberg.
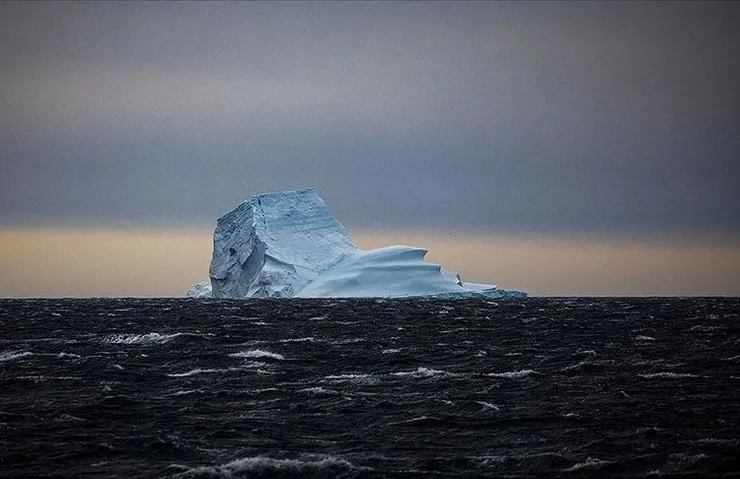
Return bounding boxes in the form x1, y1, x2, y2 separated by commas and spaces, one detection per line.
191, 189, 525, 299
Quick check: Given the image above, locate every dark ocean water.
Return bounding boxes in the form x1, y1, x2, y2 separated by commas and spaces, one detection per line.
1, 297, 739, 478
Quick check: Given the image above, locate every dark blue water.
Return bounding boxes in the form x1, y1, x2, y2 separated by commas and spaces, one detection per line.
1, 297, 739, 477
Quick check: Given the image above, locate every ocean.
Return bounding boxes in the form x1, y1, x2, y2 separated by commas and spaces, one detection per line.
1, 297, 738, 477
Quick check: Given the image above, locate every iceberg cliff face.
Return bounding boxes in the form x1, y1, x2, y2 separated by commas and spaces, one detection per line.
209, 189, 356, 298
203, 188, 525, 299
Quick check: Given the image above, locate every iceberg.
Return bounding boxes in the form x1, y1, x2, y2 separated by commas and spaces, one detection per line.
186, 281, 212, 298
193, 188, 525, 299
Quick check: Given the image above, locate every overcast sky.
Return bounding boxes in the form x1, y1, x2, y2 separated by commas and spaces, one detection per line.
1, 1, 738, 237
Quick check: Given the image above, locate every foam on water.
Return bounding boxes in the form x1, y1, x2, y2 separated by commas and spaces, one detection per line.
0, 350, 34, 362
487, 369, 539, 379
392, 367, 458, 378
298, 387, 340, 395
562, 457, 613, 472
476, 401, 501, 411
174, 454, 364, 477
638, 372, 700, 379
561, 361, 592, 372
229, 349, 285, 360
56, 352, 81, 359
322, 373, 377, 384
240, 361, 269, 369
103, 333, 190, 345
166, 389, 202, 397
167, 368, 241, 377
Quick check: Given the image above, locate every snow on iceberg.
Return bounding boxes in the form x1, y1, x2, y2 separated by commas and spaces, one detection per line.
192, 188, 525, 299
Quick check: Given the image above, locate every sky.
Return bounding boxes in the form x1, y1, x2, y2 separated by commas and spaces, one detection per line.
1, 1, 738, 297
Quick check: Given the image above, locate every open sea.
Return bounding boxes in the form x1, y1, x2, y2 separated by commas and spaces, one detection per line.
1, 297, 739, 478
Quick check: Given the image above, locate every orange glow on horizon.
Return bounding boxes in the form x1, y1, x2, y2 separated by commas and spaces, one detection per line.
0, 227, 737, 297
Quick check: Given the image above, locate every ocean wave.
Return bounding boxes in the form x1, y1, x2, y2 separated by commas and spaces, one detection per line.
103, 333, 194, 345
476, 401, 501, 411
562, 457, 613, 472
0, 350, 34, 362
689, 325, 724, 332
638, 372, 699, 379
166, 389, 203, 396
387, 415, 443, 426
298, 387, 340, 395
173, 454, 365, 478
56, 352, 81, 359
229, 349, 285, 360
323, 373, 376, 384
487, 369, 538, 379
391, 367, 458, 378
561, 361, 590, 372
167, 368, 241, 378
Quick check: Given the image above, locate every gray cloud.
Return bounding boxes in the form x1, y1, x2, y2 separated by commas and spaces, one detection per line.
1, 1, 738, 236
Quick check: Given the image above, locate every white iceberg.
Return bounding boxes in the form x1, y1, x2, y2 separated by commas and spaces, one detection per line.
193, 188, 525, 299
186, 281, 213, 298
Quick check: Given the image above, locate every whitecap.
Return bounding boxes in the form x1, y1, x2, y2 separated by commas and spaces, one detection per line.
381, 348, 401, 354
487, 369, 538, 379
575, 349, 597, 356
240, 361, 268, 369
387, 415, 441, 426
167, 367, 243, 377
392, 367, 458, 378
55, 413, 85, 422
561, 361, 590, 372
278, 337, 315, 343
229, 349, 285, 360
0, 350, 34, 362
476, 401, 500, 411
638, 372, 699, 379
103, 333, 187, 345
562, 457, 613, 472
168, 368, 221, 377
323, 373, 376, 384
56, 352, 81, 359
635, 335, 655, 341
167, 389, 202, 396
330, 338, 366, 344
18, 375, 81, 381
298, 387, 340, 395
689, 325, 724, 332
174, 455, 363, 477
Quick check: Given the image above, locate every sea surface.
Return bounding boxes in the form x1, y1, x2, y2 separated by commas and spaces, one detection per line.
1, 297, 739, 478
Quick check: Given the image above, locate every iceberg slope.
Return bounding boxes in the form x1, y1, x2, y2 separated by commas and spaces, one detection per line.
206, 188, 524, 299
296, 245, 510, 298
